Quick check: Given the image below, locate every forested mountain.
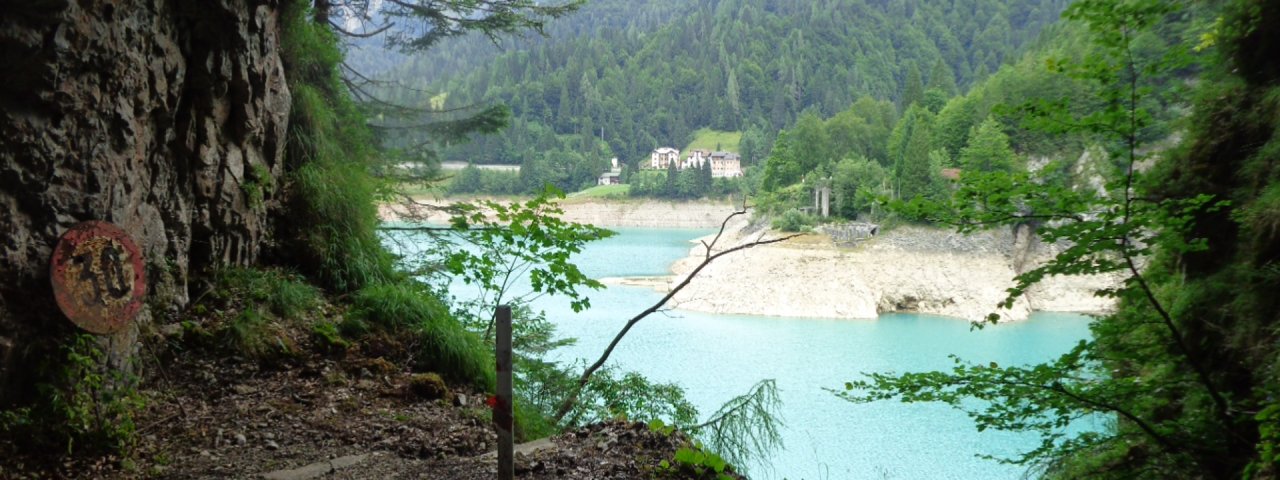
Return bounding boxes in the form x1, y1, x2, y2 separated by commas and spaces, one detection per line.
362, 1, 695, 87
380, 0, 1071, 175
748, 0, 1210, 225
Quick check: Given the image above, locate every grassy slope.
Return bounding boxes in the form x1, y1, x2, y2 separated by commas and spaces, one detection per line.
566, 184, 631, 199
682, 128, 741, 153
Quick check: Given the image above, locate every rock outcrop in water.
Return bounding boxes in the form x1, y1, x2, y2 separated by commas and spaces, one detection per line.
0, 0, 289, 400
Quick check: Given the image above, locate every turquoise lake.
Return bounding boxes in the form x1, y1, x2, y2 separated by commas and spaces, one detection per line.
436, 227, 1096, 479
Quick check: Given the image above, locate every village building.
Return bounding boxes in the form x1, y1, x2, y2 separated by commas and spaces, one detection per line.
650, 147, 681, 169
598, 157, 622, 185
708, 151, 743, 178
682, 149, 711, 169
649, 147, 744, 178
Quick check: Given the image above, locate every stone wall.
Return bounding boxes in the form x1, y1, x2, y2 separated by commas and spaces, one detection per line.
0, 0, 290, 401
817, 222, 880, 246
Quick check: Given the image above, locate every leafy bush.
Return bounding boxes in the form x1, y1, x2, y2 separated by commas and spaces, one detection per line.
771, 209, 815, 232
0, 335, 144, 457
648, 420, 740, 480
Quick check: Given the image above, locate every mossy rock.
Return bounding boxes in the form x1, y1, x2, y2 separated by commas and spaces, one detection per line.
408, 372, 449, 401
311, 322, 350, 353
350, 357, 397, 375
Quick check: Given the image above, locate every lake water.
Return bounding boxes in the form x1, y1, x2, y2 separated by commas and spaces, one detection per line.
439, 227, 1095, 479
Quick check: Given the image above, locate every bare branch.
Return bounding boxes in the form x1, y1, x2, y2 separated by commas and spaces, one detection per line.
553, 206, 799, 423
329, 20, 395, 38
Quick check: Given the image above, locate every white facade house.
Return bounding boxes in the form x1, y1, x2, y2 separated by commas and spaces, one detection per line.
650, 147, 681, 169
682, 149, 711, 169
708, 151, 743, 178
649, 147, 742, 177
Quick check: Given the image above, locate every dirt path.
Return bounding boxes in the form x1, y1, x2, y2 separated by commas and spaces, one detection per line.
1, 333, 738, 480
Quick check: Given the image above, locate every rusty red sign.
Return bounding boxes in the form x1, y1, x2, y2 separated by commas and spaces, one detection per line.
50, 221, 147, 334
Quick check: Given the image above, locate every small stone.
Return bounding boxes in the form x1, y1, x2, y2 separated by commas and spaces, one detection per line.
159, 324, 183, 337
234, 433, 247, 445
265, 440, 280, 450
453, 393, 468, 406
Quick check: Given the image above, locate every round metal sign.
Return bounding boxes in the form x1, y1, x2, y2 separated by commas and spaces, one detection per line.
50, 221, 147, 334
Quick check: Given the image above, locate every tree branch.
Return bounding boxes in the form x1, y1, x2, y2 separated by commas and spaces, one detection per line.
552, 207, 799, 423
329, 20, 395, 38
1117, 31, 1232, 427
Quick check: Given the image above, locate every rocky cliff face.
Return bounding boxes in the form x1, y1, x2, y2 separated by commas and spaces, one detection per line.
0, 0, 289, 400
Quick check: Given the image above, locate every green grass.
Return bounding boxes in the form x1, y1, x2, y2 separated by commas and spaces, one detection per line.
214, 268, 320, 319
225, 308, 277, 359
349, 284, 495, 388
567, 184, 630, 199
683, 128, 742, 153
280, 2, 399, 293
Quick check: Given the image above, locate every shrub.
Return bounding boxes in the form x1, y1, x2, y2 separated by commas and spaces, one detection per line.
772, 209, 815, 232
0, 335, 144, 457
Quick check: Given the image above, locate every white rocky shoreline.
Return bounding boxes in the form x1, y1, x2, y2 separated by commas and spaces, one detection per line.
608, 214, 1121, 323
378, 196, 734, 229
380, 197, 1119, 322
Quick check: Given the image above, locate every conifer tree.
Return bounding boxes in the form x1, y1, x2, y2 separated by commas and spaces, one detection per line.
957, 117, 1016, 173
928, 59, 957, 96
900, 63, 925, 112
890, 105, 936, 200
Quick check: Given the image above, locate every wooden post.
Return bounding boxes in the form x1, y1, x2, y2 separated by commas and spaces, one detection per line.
495, 305, 514, 480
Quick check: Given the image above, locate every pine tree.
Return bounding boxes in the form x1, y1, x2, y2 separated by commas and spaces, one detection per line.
890, 105, 935, 199
900, 63, 925, 112
928, 59, 957, 96
958, 116, 1016, 173
727, 68, 741, 115
664, 161, 679, 197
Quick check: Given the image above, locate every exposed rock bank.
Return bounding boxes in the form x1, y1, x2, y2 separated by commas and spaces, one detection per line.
381, 198, 1118, 322
654, 219, 1119, 322
380, 198, 738, 229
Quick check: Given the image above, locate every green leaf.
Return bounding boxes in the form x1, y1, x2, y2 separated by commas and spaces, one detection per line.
648, 418, 666, 431
673, 447, 698, 464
